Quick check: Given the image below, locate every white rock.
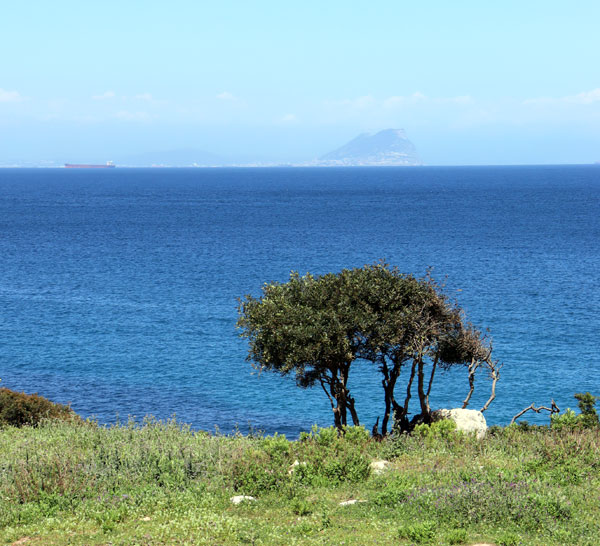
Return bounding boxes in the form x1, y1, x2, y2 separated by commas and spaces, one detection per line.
369, 460, 392, 474
435, 408, 487, 439
339, 499, 366, 506
230, 495, 256, 505
288, 460, 307, 475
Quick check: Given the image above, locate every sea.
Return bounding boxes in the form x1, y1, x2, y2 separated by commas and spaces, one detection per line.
1, 165, 599, 436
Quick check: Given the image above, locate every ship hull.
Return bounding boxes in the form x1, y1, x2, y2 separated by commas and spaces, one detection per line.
64, 164, 116, 169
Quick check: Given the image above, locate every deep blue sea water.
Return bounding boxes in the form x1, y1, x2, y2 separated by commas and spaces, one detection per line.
1, 166, 599, 436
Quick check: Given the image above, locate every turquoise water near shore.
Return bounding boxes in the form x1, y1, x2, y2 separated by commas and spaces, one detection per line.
1, 166, 598, 436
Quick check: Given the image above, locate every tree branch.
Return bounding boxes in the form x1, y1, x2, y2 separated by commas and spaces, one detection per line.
462, 358, 480, 409
319, 378, 335, 410
480, 360, 502, 413
510, 399, 560, 425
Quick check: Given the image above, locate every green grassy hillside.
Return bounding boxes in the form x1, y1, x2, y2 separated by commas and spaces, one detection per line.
1, 418, 599, 545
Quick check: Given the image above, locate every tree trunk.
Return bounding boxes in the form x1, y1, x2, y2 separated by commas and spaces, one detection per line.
416, 354, 431, 424
394, 360, 417, 433
381, 364, 399, 436
461, 358, 479, 409
347, 395, 360, 426
425, 355, 438, 413
319, 375, 345, 432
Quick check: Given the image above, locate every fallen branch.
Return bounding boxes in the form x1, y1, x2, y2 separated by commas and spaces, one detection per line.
510, 399, 560, 425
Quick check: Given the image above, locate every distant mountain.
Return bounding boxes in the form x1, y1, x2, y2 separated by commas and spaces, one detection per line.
318, 129, 420, 166
117, 149, 228, 167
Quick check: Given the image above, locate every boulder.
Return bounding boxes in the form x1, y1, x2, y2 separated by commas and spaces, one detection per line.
434, 408, 487, 439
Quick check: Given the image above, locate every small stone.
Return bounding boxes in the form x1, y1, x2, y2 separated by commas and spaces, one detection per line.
339, 499, 366, 506
370, 460, 392, 474
140, 516, 152, 521
288, 459, 307, 475
230, 495, 256, 505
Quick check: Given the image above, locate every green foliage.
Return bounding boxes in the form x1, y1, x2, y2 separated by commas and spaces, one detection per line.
238, 263, 494, 433
551, 392, 599, 431
291, 450, 371, 487
290, 496, 314, 516
413, 418, 458, 439
228, 448, 289, 496
261, 432, 290, 458
371, 479, 410, 506
1, 419, 599, 545
0, 387, 77, 427
341, 424, 371, 444
398, 521, 436, 543
575, 392, 599, 427
445, 528, 468, 544
497, 531, 521, 546
551, 408, 580, 431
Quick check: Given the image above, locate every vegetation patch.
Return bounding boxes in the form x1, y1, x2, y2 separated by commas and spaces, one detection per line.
0, 387, 77, 427
1, 417, 599, 545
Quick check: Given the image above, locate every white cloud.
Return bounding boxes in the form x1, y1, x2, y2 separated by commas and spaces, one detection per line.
340, 95, 376, 109
134, 93, 153, 101
216, 91, 237, 101
564, 88, 600, 104
383, 92, 426, 107
436, 95, 472, 104
524, 88, 600, 106
92, 90, 116, 100
114, 110, 150, 121
0, 88, 23, 102
384, 92, 471, 108
279, 113, 297, 123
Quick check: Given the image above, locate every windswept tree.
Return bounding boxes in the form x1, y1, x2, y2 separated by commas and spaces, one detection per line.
345, 264, 493, 435
238, 264, 497, 434
237, 272, 367, 430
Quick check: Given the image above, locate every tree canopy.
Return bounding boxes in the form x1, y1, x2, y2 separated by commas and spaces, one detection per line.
237, 263, 496, 435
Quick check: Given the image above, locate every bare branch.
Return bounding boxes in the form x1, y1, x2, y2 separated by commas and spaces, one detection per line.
319, 378, 335, 410
510, 399, 560, 425
480, 360, 503, 413
462, 358, 481, 409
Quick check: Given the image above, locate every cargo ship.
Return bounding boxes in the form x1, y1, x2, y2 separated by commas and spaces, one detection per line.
64, 161, 115, 168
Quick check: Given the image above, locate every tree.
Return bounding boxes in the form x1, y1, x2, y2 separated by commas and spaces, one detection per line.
237, 271, 366, 430
344, 265, 493, 435
237, 264, 496, 434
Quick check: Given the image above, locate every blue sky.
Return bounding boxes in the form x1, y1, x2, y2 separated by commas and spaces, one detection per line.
1, 0, 599, 165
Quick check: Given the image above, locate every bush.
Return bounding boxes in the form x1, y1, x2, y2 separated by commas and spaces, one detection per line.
398, 521, 436, 543
551, 392, 599, 431
445, 528, 468, 544
413, 418, 458, 439
0, 388, 77, 427
228, 448, 289, 496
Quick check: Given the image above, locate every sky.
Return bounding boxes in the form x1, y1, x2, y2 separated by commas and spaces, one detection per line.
1, 0, 600, 165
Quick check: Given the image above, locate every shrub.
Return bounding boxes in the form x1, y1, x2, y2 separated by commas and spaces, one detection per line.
398, 521, 436, 543
575, 392, 599, 428
227, 448, 289, 496
261, 433, 290, 458
550, 409, 579, 431
551, 392, 599, 431
413, 418, 457, 439
371, 480, 410, 507
445, 528, 468, 544
0, 388, 77, 427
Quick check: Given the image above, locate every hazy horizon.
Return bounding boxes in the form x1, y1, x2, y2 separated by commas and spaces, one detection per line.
2, 1, 600, 166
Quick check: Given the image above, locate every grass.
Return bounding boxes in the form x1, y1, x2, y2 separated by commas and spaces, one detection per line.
1, 419, 599, 545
